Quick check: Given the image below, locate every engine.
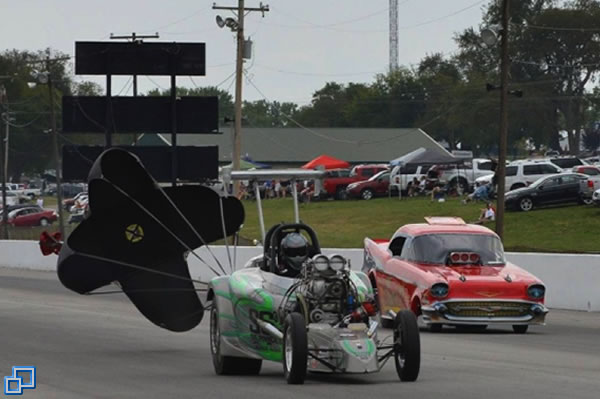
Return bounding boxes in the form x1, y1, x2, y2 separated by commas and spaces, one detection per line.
281, 254, 375, 326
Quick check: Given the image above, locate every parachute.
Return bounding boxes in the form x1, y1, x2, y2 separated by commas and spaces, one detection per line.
56, 148, 244, 332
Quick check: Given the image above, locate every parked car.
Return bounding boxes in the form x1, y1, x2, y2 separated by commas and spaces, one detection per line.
476, 160, 563, 192
572, 165, 600, 191
362, 217, 548, 333
0, 192, 20, 207
323, 164, 388, 200
346, 169, 390, 200
431, 158, 494, 193
548, 156, 587, 170
505, 173, 593, 211
5, 206, 58, 226
389, 164, 432, 193
63, 192, 88, 212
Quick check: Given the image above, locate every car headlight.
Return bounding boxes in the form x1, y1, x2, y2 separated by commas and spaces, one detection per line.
430, 283, 449, 298
527, 284, 545, 299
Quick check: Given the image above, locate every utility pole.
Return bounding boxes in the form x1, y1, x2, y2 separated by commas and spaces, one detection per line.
495, 0, 510, 241
110, 32, 159, 145
213, 1, 269, 195
389, 0, 398, 71
0, 84, 8, 239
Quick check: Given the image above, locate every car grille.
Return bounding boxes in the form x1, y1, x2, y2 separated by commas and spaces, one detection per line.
446, 301, 530, 318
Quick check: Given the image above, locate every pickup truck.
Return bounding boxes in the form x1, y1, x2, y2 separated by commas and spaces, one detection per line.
431, 158, 495, 193
322, 164, 388, 200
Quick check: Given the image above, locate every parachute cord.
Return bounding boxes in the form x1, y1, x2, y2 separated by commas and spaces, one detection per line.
76, 252, 211, 286
152, 182, 229, 275
106, 183, 225, 277
218, 196, 234, 274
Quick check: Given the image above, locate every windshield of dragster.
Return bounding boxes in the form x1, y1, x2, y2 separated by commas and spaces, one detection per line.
404, 233, 505, 265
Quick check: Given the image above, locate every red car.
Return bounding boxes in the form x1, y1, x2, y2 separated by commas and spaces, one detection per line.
346, 169, 390, 200
6, 206, 58, 227
362, 217, 548, 333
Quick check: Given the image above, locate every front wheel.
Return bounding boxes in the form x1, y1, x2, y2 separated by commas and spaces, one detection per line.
512, 325, 529, 334
519, 197, 533, 212
394, 310, 421, 382
335, 187, 348, 200
210, 303, 262, 375
283, 312, 308, 384
361, 189, 374, 200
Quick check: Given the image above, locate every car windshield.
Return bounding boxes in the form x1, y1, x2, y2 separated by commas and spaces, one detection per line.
404, 233, 505, 265
368, 170, 389, 181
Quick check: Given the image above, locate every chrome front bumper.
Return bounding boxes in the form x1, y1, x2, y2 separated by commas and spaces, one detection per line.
421, 300, 548, 325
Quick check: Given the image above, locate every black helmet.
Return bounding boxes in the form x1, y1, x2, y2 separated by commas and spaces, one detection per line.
280, 233, 309, 275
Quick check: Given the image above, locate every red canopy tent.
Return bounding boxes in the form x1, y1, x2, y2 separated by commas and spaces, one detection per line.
301, 155, 350, 170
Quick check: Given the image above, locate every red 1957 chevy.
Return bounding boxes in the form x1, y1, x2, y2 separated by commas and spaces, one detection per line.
362, 217, 548, 333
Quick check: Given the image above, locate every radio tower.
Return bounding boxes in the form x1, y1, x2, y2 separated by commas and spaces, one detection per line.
389, 0, 398, 71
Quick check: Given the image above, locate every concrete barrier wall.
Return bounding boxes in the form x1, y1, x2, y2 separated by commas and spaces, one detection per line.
1, 240, 598, 311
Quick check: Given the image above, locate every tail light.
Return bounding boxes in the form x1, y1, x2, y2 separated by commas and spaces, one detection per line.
588, 180, 594, 188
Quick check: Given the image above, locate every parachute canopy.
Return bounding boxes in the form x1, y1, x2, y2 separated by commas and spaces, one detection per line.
57, 148, 244, 332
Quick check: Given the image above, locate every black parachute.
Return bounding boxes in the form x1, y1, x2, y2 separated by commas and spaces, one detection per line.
57, 148, 244, 332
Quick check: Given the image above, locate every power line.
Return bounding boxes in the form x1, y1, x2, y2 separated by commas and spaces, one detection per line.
517, 22, 600, 32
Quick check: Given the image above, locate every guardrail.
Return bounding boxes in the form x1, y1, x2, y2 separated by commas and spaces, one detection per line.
0, 241, 598, 311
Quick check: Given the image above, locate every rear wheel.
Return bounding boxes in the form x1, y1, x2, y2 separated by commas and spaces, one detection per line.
519, 197, 533, 212
39, 218, 49, 227
361, 189, 374, 200
394, 310, 421, 382
581, 197, 594, 205
512, 325, 529, 334
335, 187, 348, 200
210, 303, 262, 375
283, 312, 308, 384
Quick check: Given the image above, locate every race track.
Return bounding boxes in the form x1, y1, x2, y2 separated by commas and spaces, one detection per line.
1, 267, 599, 399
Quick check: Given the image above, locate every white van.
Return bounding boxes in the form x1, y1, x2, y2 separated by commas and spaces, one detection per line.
476, 160, 563, 192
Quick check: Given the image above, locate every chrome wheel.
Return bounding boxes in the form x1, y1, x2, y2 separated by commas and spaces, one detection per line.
361, 189, 374, 200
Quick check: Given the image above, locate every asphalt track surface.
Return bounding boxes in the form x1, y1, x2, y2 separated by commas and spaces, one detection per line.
1, 267, 599, 399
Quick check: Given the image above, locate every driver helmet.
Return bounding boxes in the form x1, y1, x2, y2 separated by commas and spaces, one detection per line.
280, 233, 309, 275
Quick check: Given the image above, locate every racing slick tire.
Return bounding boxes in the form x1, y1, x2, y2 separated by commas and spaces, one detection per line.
210, 303, 262, 375
283, 312, 308, 385
393, 310, 421, 382
512, 325, 529, 334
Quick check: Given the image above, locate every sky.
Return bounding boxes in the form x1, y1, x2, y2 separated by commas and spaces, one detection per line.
1, 0, 490, 105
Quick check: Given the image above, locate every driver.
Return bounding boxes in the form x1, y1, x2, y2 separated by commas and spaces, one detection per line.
278, 233, 309, 277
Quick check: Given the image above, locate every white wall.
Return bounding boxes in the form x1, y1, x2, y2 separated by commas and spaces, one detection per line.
1, 240, 598, 311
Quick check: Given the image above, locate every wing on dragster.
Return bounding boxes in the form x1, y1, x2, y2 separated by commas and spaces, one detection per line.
57, 148, 244, 332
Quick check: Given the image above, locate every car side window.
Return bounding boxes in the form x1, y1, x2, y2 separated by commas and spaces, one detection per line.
506, 166, 517, 176
584, 168, 599, 176
362, 168, 375, 177
541, 164, 561, 174
402, 165, 418, 174
478, 161, 493, 170
388, 236, 407, 257
339, 170, 350, 177
523, 165, 540, 175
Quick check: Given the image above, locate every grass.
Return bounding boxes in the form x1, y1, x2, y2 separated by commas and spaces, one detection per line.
6, 195, 598, 254
238, 196, 599, 253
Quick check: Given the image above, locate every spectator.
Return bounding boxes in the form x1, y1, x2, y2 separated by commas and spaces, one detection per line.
274, 180, 282, 198
300, 181, 314, 203
263, 180, 273, 199
36, 197, 44, 208
279, 180, 289, 198
408, 177, 420, 197
462, 182, 491, 204
475, 202, 496, 224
